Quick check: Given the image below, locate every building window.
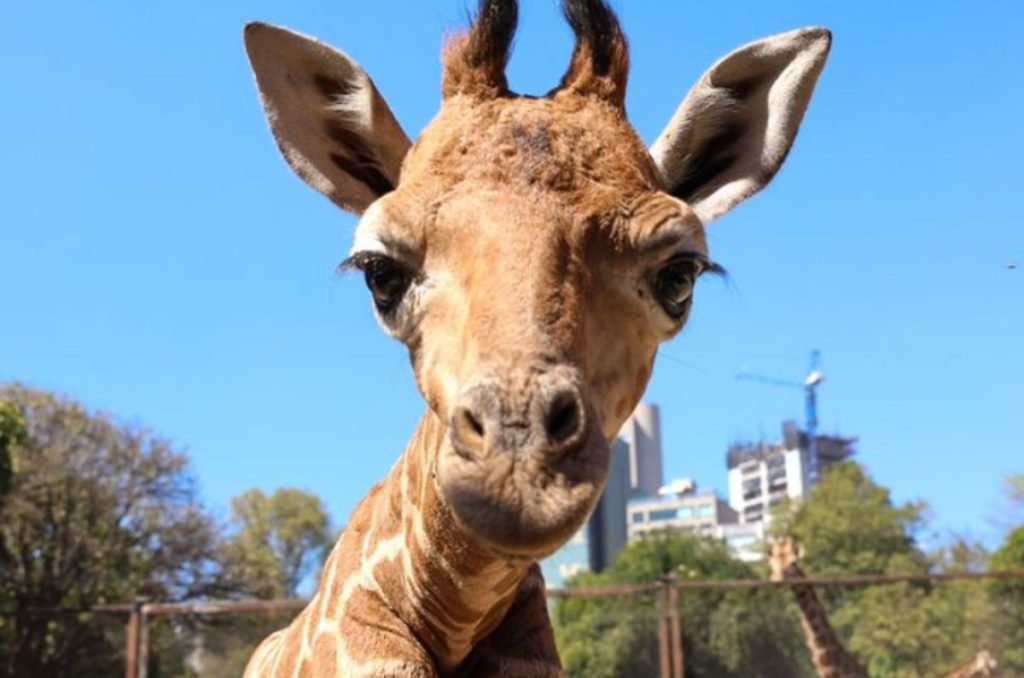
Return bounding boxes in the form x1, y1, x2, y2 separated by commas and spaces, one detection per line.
631, 511, 646, 523
744, 503, 764, 522
649, 508, 680, 522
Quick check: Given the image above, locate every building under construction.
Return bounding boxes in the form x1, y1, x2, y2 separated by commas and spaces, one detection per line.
726, 421, 856, 524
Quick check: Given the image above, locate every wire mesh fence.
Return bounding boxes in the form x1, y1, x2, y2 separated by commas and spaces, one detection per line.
2, 568, 1022, 678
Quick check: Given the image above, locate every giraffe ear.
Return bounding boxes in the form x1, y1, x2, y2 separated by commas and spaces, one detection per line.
244, 22, 412, 215
649, 27, 831, 225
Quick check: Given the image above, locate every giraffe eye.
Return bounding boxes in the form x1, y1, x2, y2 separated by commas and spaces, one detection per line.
653, 255, 701, 319
362, 256, 412, 314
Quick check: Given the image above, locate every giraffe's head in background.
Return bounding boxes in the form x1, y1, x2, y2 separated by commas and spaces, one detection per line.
770, 536, 803, 581
244, 0, 830, 559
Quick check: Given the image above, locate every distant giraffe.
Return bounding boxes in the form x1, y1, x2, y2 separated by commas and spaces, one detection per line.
942, 650, 999, 678
770, 537, 868, 678
241, 0, 831, 674
771, 538, 1001, 678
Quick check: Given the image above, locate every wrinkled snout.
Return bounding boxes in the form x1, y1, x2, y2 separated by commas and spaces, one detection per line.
449, 369, 587, 460
436, 364, 609, 558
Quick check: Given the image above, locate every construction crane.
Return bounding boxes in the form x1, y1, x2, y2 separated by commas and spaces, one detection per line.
737, 350, 825, 481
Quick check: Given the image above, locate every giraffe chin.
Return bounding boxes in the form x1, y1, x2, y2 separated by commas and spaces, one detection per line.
437, 428, 610, 560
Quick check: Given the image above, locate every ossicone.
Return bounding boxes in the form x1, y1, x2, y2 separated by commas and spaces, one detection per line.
555, 0, 629, 107
442, 0, 629, 107
442, 0, 520, 99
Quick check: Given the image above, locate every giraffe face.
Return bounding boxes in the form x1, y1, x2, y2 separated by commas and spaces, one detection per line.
770, 537, 799, 581
245, 0, 830, 560
347, 95, 712, 557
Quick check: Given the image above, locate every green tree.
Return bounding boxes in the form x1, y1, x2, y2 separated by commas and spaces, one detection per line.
989, 525, 1024, 673
0, 384, 222, 678
771, 462, 993, 677
0, 400, 26, 502
1001, 472, 1024, 529
834, 578, 974, 678
770, 462, 928, 581
553, 531, 808, 678
221, 488, 331, 598
193, 488, 332, 678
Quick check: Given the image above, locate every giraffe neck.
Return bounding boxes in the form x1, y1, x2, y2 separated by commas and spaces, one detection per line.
317, 410, 530, 672
942, 651, 997, 678
784, 563, 868, 678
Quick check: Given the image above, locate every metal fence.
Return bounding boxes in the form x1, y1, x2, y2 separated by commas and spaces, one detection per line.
7, 568, 1024, 678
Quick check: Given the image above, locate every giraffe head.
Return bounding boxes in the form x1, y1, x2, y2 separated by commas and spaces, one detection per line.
769, 536, 802, 581
244, 1, 830, 559
970, 650, 998, 675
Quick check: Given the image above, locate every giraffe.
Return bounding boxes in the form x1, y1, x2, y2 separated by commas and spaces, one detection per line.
943, 651, 999, 678
770, 538, 1003, 678
242, 1, 831, 675
770, 537, 869, 678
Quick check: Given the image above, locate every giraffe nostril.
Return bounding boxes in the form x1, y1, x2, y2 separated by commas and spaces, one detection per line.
451, 405, 487, 456
544, 392, 582, 445
463, 409, 485, 439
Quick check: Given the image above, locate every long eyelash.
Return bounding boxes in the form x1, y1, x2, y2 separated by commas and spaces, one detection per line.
337, 251, 384, 274
701, 259, 728, 279
340, 252, 725, 283
675, 251, 728, 280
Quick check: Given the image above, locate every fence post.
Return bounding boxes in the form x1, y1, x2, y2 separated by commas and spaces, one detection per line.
138, 602, 151, 678
657, 580, 672, 678
125, 600, 142, 678
667, 576, 684, 678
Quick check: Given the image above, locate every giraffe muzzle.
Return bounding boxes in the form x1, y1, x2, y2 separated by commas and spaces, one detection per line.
449, 374, 587, 460
438, 366, 609, 558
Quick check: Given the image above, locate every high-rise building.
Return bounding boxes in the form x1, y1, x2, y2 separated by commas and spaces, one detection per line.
540, 437, 630, 588
627, 478, 738, 540
726, 421, 856, 524
619, 403, 663, 498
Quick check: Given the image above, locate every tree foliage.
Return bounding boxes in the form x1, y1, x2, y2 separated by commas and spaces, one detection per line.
0, 384, 222, 678
553, 531, 808, 678
989, 524, 1024, 673
555, 462, 1019, 678
772, 462, 1000, 678
1002, 472, 1024, 529
188, 488, 332, 678
770, 462, 928, 581
0, 400, 26, 501
0, 386, 337, 678
221, 488, 331, 599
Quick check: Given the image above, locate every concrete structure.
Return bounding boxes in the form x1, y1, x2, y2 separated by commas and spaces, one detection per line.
627, 478, 738, 540
541, 437, 630, 587
619, 403, 663, 498
715, 522, 765, 562
727, 421, 855, 524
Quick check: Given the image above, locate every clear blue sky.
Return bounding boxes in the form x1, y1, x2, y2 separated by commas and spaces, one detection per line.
1, 1, 1021, 547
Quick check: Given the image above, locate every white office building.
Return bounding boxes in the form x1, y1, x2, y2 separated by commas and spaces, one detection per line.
627, 478, 738, 540
727, 421, 856, 525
